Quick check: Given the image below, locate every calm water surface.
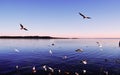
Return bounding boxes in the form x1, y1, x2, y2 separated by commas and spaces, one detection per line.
0, 39, 120, 75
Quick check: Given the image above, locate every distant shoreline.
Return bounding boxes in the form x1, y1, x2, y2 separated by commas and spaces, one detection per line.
0, 36, 120, 39
0, 36, 71, 39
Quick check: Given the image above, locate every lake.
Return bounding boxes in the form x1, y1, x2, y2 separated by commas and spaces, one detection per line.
0, 39, 120, 75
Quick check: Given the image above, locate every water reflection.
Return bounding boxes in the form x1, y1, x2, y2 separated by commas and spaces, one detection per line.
0, 39, 120, 75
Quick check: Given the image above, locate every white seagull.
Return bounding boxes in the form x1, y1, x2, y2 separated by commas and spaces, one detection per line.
14, 48, 20, 53
96, 42, 102, 47
48, 67, 54, 72
32, 66, 36, 73
42, 65, 47, 71
75, 72, 79, 75
49, 49, 53, 54
82, 60, 87, 64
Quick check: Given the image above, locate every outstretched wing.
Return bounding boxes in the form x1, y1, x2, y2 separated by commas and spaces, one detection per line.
79, 12, 86, 18
20, 24, 24, 29
86, 17, 91, 19
23, 28, 28, 31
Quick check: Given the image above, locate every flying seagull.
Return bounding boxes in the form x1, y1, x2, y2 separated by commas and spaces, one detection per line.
20, 24, 28, 31
79, 12, 91, 19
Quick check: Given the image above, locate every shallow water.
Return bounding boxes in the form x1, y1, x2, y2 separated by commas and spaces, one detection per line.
0, 39, 120, 75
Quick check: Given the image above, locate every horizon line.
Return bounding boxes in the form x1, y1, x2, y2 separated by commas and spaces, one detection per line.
0, 35, 120, 39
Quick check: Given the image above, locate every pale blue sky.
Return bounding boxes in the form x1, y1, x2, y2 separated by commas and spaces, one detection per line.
0, 0, 120, 38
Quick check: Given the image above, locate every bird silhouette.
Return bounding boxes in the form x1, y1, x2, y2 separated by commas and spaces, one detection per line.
79, 12, 91, 19
20, 24, 28, 31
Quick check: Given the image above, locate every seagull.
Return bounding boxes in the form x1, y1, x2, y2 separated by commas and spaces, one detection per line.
83, 70, 86, 74
52, 43, 55, 46
79, 12, 91, 19
75, 72, 79, 75
104, 71, 108, 75
16, 65, 19, 69
81, 60, 87, 64
48, 67, 54, 72
65, 72, 70, 75
75, 49, 83, 52
20, 24, 28, 31
14, 48, 20, 53
49, 50, 53, 54
32, 66, 36, 73
96, 42, 102, 47
58, 69, 61, 73
63, 56, 68, 59
42, 65, 47, 71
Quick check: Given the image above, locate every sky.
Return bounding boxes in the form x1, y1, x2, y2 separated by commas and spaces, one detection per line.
0, 0, 120, 38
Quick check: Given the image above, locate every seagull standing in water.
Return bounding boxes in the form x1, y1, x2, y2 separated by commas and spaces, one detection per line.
20, 24, 28, 31
14, 48, 20, 53
32, 66, 36, 73
75, 72, 79, 75
48, 67, 54, 72
49, 49, 53, 54
16, 65, 19, 69
79, 12, 91, 19
42, 65, 47, 71
82, 60, 87, 64
96, 42, 102, 47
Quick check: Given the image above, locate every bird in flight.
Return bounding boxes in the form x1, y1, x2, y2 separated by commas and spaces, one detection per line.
20, 24, 28, 31
79, 12, 91, 19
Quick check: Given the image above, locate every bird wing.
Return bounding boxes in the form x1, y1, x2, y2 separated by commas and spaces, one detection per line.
86, 17, 91, 19
79, 12, 86, 18
20, 24, 24, 28
23, 28, 28, 31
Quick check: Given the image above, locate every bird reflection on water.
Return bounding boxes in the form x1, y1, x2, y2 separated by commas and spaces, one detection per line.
0, 39, 120, 75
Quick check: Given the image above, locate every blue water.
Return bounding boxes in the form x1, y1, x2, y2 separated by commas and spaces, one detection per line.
0, 39, 120, 75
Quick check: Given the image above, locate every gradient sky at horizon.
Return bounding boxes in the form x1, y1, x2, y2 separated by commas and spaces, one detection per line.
0, 0, 120, 38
